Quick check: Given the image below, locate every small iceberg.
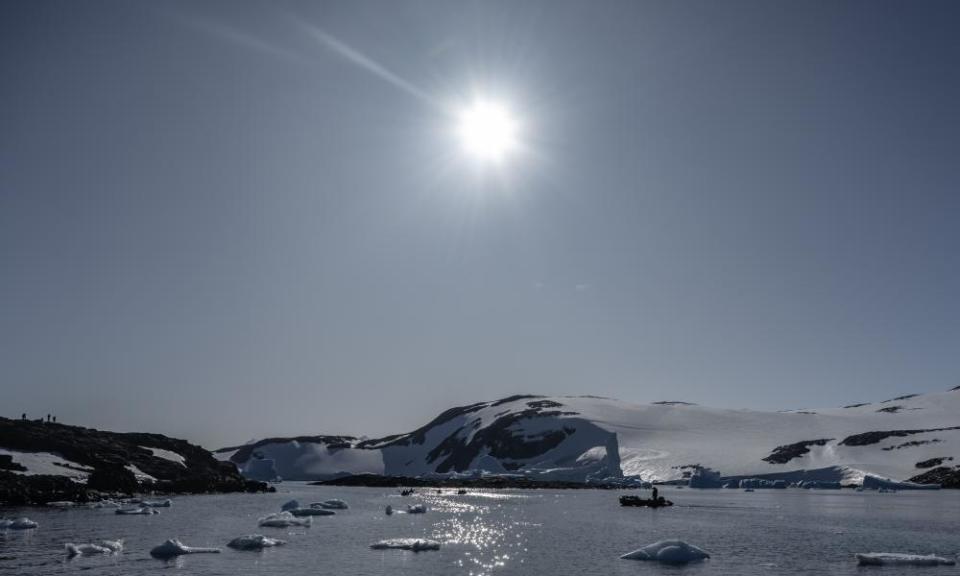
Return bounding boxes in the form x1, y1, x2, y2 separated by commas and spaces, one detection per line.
289, 508, 335, 517
280, 499, 300, 511
406, 504, 427, 514
370, 538, 441, 551
312, 499, 349, 510
66, 540, 123, 557
621, 540, 711, 564
149, 539, 221, 559
6, 518, 39, 530
47, 501, 78, 508
227, 534, 286, 550
141, 499, 172, 508
856, 553, 956, 566
116, 507, 158, 515
258, 511, 312, 528
89, 499, 121, 509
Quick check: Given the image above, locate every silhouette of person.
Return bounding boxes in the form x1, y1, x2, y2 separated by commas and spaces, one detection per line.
53, 416, 57, 423
21, 413, 26, 420
46, 414, 51, 423
652, 486, 658, 501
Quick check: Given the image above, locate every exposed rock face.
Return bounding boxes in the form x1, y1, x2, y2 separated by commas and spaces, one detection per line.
915, 457, 953, 469
0, 418, 271, 504
0, 471, 89, 505
909, 466, 960, 488
763, 439, 834, 464
839, 426, 960, 447
86, 465, 138, 493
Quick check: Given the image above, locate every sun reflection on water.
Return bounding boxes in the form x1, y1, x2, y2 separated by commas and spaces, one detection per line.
419, 493, 531, 576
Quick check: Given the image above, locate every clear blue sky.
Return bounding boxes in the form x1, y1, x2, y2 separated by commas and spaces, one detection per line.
2, 0, 958, 448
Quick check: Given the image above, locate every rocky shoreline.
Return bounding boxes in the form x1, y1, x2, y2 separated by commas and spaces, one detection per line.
0, 418, 273, 506
312, 473, 627, 490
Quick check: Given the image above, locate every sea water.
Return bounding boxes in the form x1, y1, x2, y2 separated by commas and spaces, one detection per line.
2, 484, 959, 575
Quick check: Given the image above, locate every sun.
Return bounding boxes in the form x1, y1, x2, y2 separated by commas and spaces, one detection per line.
456, 99, 520, 163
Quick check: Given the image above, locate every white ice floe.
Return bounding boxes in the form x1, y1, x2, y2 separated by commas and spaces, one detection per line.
149, 538, 221, 559
65, 540, 123, 557
856, 553, 956, 566
370, 538, 441, 551
312, 499, 349, 510
4, 518, 39, 530
621, 540, 711, 564
289, 508, 335, 517
89, 499, 121, 508
406, 504, 427, 514
280, 499, 300, 511
227, 534, 287, 550
139, 446, 187, 467
116, 507, 158, 515
258, 512, 312, 528
141, 499, 172, 508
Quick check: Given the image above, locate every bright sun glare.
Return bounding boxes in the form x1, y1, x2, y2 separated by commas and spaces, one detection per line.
456, 100, 520, 163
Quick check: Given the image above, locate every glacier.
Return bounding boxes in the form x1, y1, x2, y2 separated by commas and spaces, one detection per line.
219, 389, 960, 485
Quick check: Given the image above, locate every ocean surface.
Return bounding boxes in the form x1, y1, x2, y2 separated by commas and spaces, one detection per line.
2, 484, 959, 575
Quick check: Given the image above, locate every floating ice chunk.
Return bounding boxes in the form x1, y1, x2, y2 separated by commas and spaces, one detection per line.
370, 538, 441, 551
289, 508, 335, 517
258, 512, 312, 528
116, 507, 158, 515
141, 499, 172, 508
89, 500, 120, 509
100, 540, 124, 553
47, 501, 77, 508
312, 499, 349, 510
8, 518, 39, 530
227, 534, 287, 550
621, 540, 711, 564
149, 538, 221, 559
280, 499, 300, 511
406, 504, 427, 514
856, 553, 956, 566
65, 540, 123, 557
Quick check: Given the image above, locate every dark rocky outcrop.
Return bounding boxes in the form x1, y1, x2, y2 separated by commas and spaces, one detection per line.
843, 403, 870, 409
0, 417, 272, 505
839, 426, 960, 447
0, 454, 27, 472
909, 467, 960, 488
312, 473, 616, 490
86, 465, 138, 493
0, 471, 89, 505
763, 439, 834, 464
882, 394, 919, 403
916, 457, 953, 469
876, 406, 903, 413
883, 438, 941, 451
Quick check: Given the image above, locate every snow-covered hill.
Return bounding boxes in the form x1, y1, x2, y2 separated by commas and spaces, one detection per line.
216, 388, 960, 485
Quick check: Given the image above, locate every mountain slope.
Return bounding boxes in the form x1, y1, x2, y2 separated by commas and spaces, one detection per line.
217, 389, 960, 485
0, 418, 270, 504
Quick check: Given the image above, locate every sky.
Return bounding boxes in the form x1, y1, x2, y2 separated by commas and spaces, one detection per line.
2, 0, 959, 449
